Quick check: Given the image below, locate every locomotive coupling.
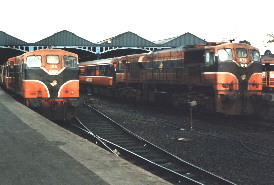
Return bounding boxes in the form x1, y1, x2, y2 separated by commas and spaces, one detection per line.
227, 94, 239, 101
220, 94, 239, 102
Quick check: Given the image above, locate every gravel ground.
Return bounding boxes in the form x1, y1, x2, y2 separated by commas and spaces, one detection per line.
83, 95, 274, 185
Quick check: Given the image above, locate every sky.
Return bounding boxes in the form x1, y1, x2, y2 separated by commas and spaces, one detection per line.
1, 0, 274, 50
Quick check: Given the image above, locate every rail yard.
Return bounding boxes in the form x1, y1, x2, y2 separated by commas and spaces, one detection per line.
78, 94, 274, 184
0, 38, 274, 185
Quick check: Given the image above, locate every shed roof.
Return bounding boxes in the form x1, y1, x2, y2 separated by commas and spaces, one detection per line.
155, 32, 207, 47
0, 31, 28, 46
0, 30, 207, 49
98, 31, 157, 47
34, 30, 96, 46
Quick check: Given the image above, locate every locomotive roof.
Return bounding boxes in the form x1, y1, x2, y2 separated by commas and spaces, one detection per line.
79, 58, 113, 66
262, 54, 274, 64
151, 42, 257, 54
79, 42, 260, 66
26, 48, 78, 55
262, 54, 274, 60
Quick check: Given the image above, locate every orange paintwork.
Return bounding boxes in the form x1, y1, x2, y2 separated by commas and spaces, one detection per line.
58, 80, 79, 98
216, 73, 239, 91
23, 80, 49, 98
24, 49, 78, 73
263, 72, 274, 87
262, 55, 274, 65
202, 72, 239, 91
1, 48, 79, 121
248, 73, 262, 92
4, 57, 16, 90
79, 42, 263, 116
262, 55, 274, 88
213, 43, 258, 66
79, 76, 112, 86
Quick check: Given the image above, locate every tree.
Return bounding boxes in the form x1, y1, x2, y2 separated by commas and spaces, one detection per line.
267, 33, 274, 43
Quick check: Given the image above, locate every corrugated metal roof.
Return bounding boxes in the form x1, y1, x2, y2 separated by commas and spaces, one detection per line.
0, 30, 207, 48
98, 31, 157, 47
154, 36, 179, 45
34, 30, 96, 46
156, 32, 207, 47
0, 31, 28, 45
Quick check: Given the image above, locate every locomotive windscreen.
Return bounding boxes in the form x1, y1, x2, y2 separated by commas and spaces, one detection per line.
184, 50, 204, 63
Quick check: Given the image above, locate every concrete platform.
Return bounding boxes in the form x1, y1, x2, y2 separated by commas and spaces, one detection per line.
0, 88, 171, 185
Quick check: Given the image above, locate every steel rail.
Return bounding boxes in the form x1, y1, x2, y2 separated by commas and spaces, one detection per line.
73, 117, 118, 156
73, 102, 235, 184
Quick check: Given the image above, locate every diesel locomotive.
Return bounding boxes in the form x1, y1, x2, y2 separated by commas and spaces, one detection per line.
261, 54, 274, 117
262, 54, 274, 93
1, 48, 79, 121
80, 42, 271, 116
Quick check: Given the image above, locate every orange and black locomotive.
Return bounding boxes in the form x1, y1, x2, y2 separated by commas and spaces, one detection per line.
80, 42, 270, 116
261, 54, 274, 117
1, 48, 79, 121
262, 54, 274, 93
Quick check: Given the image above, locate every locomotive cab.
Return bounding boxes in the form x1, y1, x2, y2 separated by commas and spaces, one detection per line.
21, 49, 80, 121
209, 44, 264, 115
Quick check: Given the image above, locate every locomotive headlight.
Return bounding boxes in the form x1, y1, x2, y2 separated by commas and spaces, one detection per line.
222, 83, 233, 89
30, 91, 37, 95
251, 83, 259, 88
222, 84, 229, 88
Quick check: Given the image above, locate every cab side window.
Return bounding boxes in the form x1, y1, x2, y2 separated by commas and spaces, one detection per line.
250, 50, 261, 63
218, 48, 233, 62
205, 52, 215, 66
64, 56, 77, 68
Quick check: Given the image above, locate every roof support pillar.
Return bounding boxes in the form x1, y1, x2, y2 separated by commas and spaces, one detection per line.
29, 46, 34, 52
95, 47, 100, 54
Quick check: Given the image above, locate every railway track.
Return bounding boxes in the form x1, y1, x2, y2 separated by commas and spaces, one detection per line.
71, 102, 235, 185
128, 110, 274, 157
